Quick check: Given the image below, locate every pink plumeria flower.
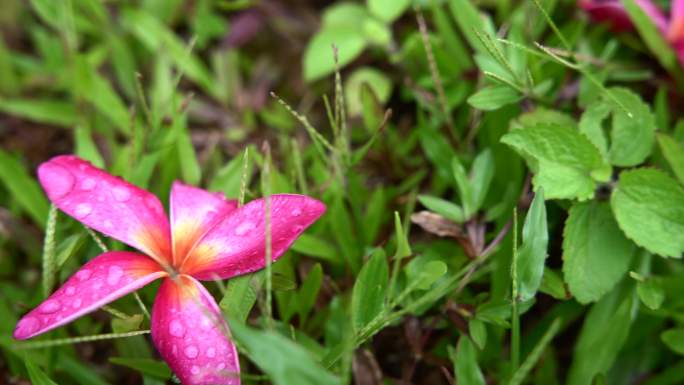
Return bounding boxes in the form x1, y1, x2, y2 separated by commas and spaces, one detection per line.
13, 155, 326, 385
579, 0, 684, 65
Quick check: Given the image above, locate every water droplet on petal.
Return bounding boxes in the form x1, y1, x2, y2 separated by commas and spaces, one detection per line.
112, 187, 131, 202
76, 269, 91, 281
40, 163, 74, 198
40, 299, 61, 314
293, 225, 304, 234
217, 363, 226, 371
74, 203, 92, 219
65, 286, 76, 296
234, 221, 255, 236
106, 265, 124, 286
80, 178, 96, 191
72, 298, 83, 308
291, 208, 302, 217
172, 344, 178, 356
206, 347, 216, 358
184, 345, 199, 359
169, 320, 185, 338
191, 366, 200, 375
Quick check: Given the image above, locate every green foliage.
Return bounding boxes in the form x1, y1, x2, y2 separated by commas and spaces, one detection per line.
515, 189, 548, 301
351, 248, 389, 332
611, 169, 684, 258
3, 0, 684, 384
229, 321, 341, 385
562, 201, 636, 303
502, 123, 610, 201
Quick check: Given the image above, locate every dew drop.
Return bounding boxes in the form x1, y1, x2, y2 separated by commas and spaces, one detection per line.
191, 366, 200, 375
76, 269, 91, 281
291, 208, 302, 217
206, 347, 216, 358
80, 178, 97, 191
172, 344, 178, 356
112, 187, 131, 202
217, 363, 226, 371
65, 286, 76, 296
169, 319, 186, 338
234, 221, 255, 236
40, 299, 61, 314
74, 203, 92, 219
106, 265, 124, 286
40, 163, 74, 198
292, 225, 304, 234
72, 298, 82, 308
184, 345, 199, 359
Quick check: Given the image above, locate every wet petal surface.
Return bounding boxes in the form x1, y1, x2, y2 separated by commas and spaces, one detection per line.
182, 194, 325, 280
151, 276, 240, 385
14, 252, 165, 340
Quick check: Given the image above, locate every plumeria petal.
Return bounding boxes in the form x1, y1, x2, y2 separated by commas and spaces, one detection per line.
669, 0, 684, 42
14, 252, 166, 340
170, 182, 237, 267
578, 0, 667, 33
38, 155, 172, 264
182, 194, 325, 280
578, 0, 635, 31
151, 276, 240, 385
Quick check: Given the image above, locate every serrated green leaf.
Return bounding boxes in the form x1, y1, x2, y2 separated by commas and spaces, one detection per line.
352, 248, 389, 332
606, 88, 656, 166
657, 133, 684, 185
516, 189, 548, 301
562, 201, 636, 303
467, 85, 522, 111
501, 123, 609, 200
579, 102, 611, 156
611, 168, 684, 258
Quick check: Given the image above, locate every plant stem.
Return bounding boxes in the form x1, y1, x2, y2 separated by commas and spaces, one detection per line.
510, 208, 520, 376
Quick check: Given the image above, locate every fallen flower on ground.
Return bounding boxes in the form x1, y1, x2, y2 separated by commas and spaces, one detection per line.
13, 155, 326, 385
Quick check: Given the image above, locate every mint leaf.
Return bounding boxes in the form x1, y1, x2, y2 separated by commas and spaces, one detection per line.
611, 169, 684, 258
606, 88, 656, 167
562, 201, 636, 303
501, 123, 610, 200
657, 133, 684, 185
